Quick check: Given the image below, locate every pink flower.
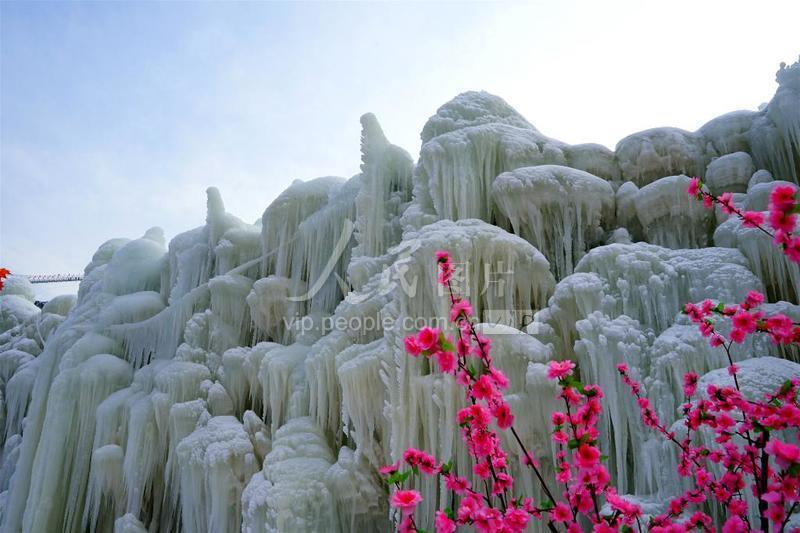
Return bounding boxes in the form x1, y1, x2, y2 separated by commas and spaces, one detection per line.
492, 401, 514, 429
390, 489, 422, 511
403, 335, 422, 356
741, 210, 765, 228
473, 461, 491, 479
417, 326, 440, 351
718, 192, 736, 214
683, 372, 698, 397
488, 367, 509, 389
379, 460, 399, 476
769, 209, 797, 233
769, 184, 797, 212
766, 313, 794, 343
472, 375, 496, 400
786, 236, 800, 264
722, 515, 747, 533
687, 177, 701, 197
434, 511, 456, 533
435, 350, 456, 373
575, 444, 601, 469
551, 411, 567, 426
552, 502, 572, 522
458, 403, 491, 426
503, 508, 530, 531
765, 439, 800, 468
435, 250, 451, 263
742, 290, 764, 309
547, 360, 575, 380
444, 473, 470, 494
450, 298, 473, 322
731, 310, 757, 333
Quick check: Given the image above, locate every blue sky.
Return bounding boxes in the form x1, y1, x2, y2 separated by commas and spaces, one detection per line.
2, 1, 799, 299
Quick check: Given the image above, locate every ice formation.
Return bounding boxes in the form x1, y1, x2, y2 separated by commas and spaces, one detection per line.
0, 58, 799, 533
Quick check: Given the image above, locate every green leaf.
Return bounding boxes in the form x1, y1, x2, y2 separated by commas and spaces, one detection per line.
714, 302, 725, 313
386, 469, 411, 485
439, 331, 455, 352
445, 507, 455, 520
440, 460, 453, 474
539, 501, 554, 512
568, 438, 580, 450
412, 465, 419, 476
600, 454, 609, 462
467, 363, 477, 378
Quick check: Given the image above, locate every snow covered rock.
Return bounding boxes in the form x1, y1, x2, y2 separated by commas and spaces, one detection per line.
493, 164, 615, 278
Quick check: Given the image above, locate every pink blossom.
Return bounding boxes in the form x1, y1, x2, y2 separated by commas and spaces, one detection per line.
786, 236, 800, 264
390, 489, 422, 511
547, 360, 575, 380
435, 350, 456, 373
492, 401, 514, 429
403, 335, 422, 356
718, 192, 736, 214
379, 461, 399, 476
434, 510, 456, 533
435, 250, 451, 263
552, 502, 572, 522
444, 474, 470, 494
417, 326, 440, 351
769, 184, 798, 212
687, 177, 701, 196
741, 210, 765, 228
742, 290, 764, 309
450, 298, 473, 322
731, 310, 758, 333
683, 372, 698, 397
575, 444, 601, 469
769, 209, 797, 233
766, 439, 800, 468
503, 508, 530, 532
472, 374, 496, 400
488, 367, 509, 389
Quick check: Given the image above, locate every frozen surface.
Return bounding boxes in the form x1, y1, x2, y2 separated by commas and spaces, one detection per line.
0, 61, 798, 532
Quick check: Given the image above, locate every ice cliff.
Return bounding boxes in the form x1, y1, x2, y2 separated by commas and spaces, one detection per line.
0, 58, 799, 532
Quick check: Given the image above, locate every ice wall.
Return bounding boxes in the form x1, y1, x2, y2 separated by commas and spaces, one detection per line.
0, 58, 798, 533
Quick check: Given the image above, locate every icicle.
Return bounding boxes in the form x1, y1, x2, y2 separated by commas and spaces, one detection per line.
574, 312, 659, 496
260, 177, 345, 279
209, 274, 254, 346
704, 152, 754, 194
353, 113, 414, 259
750, 58, 800, 184
241, 418, 336, 533
417, 124, 568, 224
337, 339, 389, 468
492, 164, 615, 278
574, 243, 762, 334
564, 143, 621, 181
290, 177, 359, 316
715, 214, 799, 302
634, 175, 715, 249
108, 285, 210, 369
306, 330, 353, 444
22, 354, 132, 533
259, 343, 311, 436
615, 127, 707, 186
323, 447, 387, 532
176, 415, 258, 533
246, 276, 298, 344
